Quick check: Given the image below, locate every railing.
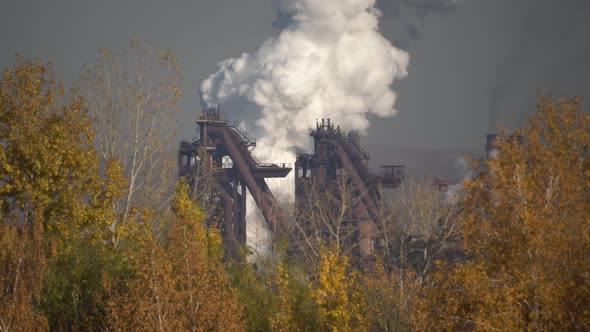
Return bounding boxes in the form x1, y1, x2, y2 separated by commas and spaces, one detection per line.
343, 136, 370, 161
258, 163, 292, 168
380, 165, 405, 182
201, 105, 223, 121
226, 121, 257, 147
179, 140, 192, 150
179, 140, 200, 154
308, 120, 370, 161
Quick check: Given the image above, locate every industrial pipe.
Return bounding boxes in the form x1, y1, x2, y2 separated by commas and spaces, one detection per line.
208, 125, 284, 232
331, 140, 382, 226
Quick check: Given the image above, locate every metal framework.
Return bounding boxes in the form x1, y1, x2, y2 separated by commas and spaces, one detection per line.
178, 106, 291, 249
295, 119, 404, 255
179, 112, 405, 258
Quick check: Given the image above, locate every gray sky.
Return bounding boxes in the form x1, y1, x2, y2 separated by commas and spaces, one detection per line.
2, 0, 589, 180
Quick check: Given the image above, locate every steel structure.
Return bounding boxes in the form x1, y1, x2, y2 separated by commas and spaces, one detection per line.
294, 119, 404, 255
179, 112, 404, 258
178, 107, 291, 249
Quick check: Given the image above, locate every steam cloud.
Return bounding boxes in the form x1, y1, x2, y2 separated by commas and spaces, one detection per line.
202, 0, 409, 173
445, 156, 474, 204
200, 0, 409, 248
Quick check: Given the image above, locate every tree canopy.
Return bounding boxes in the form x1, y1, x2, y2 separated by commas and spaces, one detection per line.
1, 53, 588, 331
416, 96, 590, 331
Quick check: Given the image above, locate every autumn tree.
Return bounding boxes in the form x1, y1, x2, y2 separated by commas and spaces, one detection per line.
416, 96, 590, 330
0, 214, 48, 332
384, 178, 460, 282
0, 56, 98, 236
362, 258, 423, 332
269, 262, 302, 332
225, 251, 280, 331
106, 181, 243, 331
167, 182, 242, 331
0, 56, 105, 330
0, 53, 242, 331
0, 56, 145, 331
309, 245, 368, 331
288, 171, 378, 270
38, 159, 132, 330
75, 40, 182, 244
371, 177, 460, 329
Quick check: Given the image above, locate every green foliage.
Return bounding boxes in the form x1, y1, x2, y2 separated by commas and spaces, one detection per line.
225, 246, 278, 331
40, 236, 107, 330
226, 246, 321, 332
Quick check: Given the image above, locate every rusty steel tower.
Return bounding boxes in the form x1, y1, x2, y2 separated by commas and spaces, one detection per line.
294, 119, 404, 256
178, 106, 291, 250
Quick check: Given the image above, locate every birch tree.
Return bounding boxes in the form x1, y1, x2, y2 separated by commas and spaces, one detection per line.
386, 178, 460, 282
105, 182, 243, 331
289, 172, 372, 268
75, 40, 182, 243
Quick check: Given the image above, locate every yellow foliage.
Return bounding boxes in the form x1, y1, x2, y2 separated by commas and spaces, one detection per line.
105, 180, 243, 331
363, 259, 418, 331
419, 96, 590, 330
0, 219, 48, 331
0, 56, 99, 238
270, 263, 293, 332
311, 246, 367, 331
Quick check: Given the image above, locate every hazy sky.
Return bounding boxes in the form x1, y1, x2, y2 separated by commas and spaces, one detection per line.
2, 0, 589, 179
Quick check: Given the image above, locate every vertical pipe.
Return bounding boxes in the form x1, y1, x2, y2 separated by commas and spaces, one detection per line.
239, 183, 247, 243
223, 193, 233, 240
231, 180, 239, 241
314, 139, 328, 188
211, 126, 280, 232
212, 180, 234, 242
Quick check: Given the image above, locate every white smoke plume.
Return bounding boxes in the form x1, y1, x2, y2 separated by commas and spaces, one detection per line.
200, 0, 409, 250
445, 156, 475, 204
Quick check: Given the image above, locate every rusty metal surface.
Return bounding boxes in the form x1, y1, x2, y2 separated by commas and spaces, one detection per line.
181, 114, 405, 257
180, 109, 291, 244
295, 119, 405, 258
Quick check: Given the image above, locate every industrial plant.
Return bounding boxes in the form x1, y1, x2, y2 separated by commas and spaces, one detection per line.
178, 107, 405, 257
